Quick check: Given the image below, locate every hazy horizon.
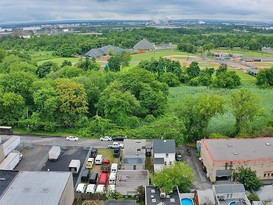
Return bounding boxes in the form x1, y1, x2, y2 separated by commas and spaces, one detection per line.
0, 0, 272, 24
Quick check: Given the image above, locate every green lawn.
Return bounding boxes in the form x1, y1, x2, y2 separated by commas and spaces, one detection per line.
131, 50, 187, 64
98, 149, 114, 163
212, 48, 273, 57
168, 71, 273, 136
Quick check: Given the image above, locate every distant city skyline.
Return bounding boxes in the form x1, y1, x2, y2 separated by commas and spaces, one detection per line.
0, 0, 272, 24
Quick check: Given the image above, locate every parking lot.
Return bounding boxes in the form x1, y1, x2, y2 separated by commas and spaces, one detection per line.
42, 146, 89, 185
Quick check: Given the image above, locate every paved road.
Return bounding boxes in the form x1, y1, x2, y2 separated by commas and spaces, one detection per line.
177, 145, 212, 190
1, 135, 113, 149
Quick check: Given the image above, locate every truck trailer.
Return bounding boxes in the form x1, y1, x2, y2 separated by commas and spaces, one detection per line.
48, 146, 61, 161
0, 152, 20, 170
2, 136, 20, 157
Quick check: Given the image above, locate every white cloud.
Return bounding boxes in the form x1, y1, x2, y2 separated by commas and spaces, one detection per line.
0, 0, 272, 23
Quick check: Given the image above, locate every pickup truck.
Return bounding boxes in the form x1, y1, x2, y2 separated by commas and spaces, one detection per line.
101, 159, 111, 172
108, 142, 124, 149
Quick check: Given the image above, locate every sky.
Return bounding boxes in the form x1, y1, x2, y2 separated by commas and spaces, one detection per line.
0, 0, 272, 24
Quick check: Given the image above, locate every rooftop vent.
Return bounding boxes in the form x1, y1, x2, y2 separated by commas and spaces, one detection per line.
170, 198, 176, 202
233, 152, 238, 155
266, 143, 271, 146
152, 199, 156, 203
151, 189, 155, 193
0, 178, 6, 181
227, 144, 232, 147
164, 140, 166, 142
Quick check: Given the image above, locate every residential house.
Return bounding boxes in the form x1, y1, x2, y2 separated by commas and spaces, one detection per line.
123, 139, 146, 170
213, 183, 251, 205
153, 139, 176, 172
85, 45, 136, 58
257, 185, 273, 203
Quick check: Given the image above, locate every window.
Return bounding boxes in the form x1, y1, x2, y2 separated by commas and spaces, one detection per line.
264, 173, 266, 177
268, 173, 271, 177
137, 149, 141, 151
164, 161, 167, 165
271, 173, 273, 177
170, 161, 172, 165
166, 153, 169, 158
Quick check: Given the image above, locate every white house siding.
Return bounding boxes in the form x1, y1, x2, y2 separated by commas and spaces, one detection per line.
154, 153, 175, 166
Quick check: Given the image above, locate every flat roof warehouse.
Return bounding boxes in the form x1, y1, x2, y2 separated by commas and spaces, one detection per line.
202, 137, 273, 162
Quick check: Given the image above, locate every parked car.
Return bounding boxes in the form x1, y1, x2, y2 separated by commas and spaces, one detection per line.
66, 136, 79, 141
76, 183, 86, 193
89, 173, 98, 184
100, 136, 112, 141
96, 184, 105, 193
86, 184, 96, 193
86, 158, 94, 169
108, 142, 124, 149
95, 155, 104, 165
113, 148, 120, 158
90, 148, 98, 158
112, 136, 127, 141
175, 152, 183, 161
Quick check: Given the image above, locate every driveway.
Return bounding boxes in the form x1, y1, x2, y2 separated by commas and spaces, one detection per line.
177, 145, 212, 190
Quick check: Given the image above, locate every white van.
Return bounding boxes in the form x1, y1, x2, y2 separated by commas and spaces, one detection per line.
95, 155, 103, 165
111, 163, 118, 173
86, 184, 96, 194
109, 172, 116, 185
76, 183, 86, 193
96, 184, 105, 193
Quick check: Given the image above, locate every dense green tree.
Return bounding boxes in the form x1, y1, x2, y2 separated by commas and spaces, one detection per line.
97, 81, 140, 127
77, 57, 99, 71
0, 92, 25, 124
0, 49, 7, 63
159, 72, 180, 87
175, 94, 224, 141
55, 79, 88, 127
108, 51, 132, 72
233, 167, 262, 191
256, 67, 273, 88
177, 43, 196, 53
61, 60, 72, 67
36, 61, 59, 78
216, 64, 228, 76
186, 62, 200, 80
152, 162, 194, 193
231, 89, 263, 136
212, 71, 241, 89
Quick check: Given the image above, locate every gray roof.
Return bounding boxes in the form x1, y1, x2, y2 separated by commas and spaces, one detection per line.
85, 45, 136, 58
123, 139, 146, 157
214, 184, 245, 194
257, 185, 273, 201
105, 200, 136, 205
116, 170, 149, 195
154, 158, 164, 164
153, 139, 176, 154
123, 158, 144, 165
145, 186, 180, 205
133, 39, 155, 51
0, 171, 72, 205
202, 138, 273, 162
197, 189, 216, 205
252, 202, 264, 205
0, 170, 18, 197
216, 170, 233, 177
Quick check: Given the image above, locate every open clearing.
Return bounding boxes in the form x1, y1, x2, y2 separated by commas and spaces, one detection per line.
212, 48, 273, 57
253, 62, 273, 69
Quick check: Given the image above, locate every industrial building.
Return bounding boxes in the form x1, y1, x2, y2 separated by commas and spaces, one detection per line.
201, 138, 273, 182
0, 171, 74, 205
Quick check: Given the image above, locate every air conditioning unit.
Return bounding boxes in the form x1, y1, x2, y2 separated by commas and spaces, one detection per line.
217, 195, 225, 201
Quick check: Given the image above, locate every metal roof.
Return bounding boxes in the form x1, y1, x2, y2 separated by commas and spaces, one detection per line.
153, 139, 176, 154
197, 189, 216, 205
123, 158, 144, 165
153, 158, 164, 164
213, 183, 245, 194
202, 138, 273, 162
0, 171, 72, 205
145, 186, 180, 205
85, 45, 136, 58
0, 170, 18, 197
123, 139, 146, 156
133, 39, 155, 51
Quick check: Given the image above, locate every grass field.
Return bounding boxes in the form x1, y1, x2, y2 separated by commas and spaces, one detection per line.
37, 57, 81, 66
168, 71, 273, 136
212, 48, 273, 57
98, 149, 114, 163
131, 50, 187, 64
